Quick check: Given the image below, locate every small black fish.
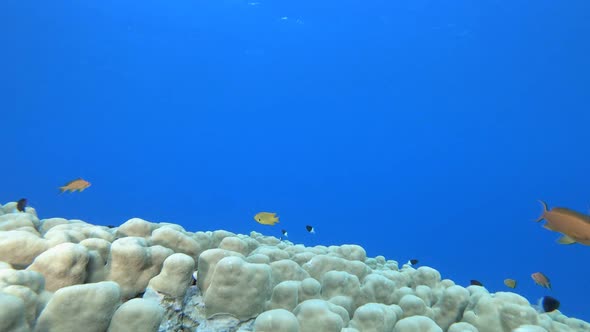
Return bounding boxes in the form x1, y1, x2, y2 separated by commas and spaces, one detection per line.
281, 229, 288, 237
306, 225, 315, 234
541, 296, 560, 312
106, 225, 116, 228
16, 198, 27, 212
409, 259, 419, 265
470, 280, 483, 286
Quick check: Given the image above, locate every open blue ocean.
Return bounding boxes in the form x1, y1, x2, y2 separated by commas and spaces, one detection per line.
2, 0, 589, 321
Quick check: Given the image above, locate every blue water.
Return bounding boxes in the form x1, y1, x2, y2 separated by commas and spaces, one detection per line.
2, 0, 590, 321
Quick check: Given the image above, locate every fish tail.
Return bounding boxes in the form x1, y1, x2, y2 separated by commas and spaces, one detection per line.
536, 200, 548, 222
59, 186, 67, 194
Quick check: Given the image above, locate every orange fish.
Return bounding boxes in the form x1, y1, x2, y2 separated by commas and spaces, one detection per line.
536, 200, 590, 245
531, 272, 551, 289
59, 178, 91, 193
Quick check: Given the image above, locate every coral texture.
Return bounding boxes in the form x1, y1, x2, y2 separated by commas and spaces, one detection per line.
0, 202, 589, 332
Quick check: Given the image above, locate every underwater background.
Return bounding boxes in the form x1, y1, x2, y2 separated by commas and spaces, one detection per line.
2, 0, 589, 321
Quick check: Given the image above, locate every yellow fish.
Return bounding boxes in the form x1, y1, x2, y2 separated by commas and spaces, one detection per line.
59, 178, 91, 193
254, 212, 279, 225
536, 200, 590, 245
504, 278, 517, 289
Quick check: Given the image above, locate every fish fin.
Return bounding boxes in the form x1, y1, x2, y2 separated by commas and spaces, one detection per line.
536, 200, 548, 222
543, 224, 553, 231
59, 186, 67, 193
556, 235, 576, 245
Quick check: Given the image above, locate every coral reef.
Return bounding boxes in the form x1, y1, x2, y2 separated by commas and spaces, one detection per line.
0, 201, 589, 332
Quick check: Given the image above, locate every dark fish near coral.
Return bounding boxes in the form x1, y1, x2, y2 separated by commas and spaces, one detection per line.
407, 259, 419, 266
16, 198, 27, 212
470, 280, 483, 286
536, 200, 590, 245
306, 225, 315, 234
531, 272, 551, 289
106, 225, 116, 228
60, 178, 91, 193
281, 229, 288, 237
539, 296, 560, 312
254, 212, 279, 225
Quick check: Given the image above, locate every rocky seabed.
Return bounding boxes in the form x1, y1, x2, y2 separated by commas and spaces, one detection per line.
1, 201, 589, 332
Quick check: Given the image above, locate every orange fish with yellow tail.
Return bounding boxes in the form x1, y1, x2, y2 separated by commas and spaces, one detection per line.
536, 200, 590, 246
531, 272, 551, 289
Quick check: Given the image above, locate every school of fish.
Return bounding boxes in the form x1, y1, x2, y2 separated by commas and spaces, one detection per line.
467, 200, 590, 314
12, 178, 585, 315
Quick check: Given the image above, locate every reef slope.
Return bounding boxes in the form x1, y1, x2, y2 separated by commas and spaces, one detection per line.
0, 202, 589, 332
